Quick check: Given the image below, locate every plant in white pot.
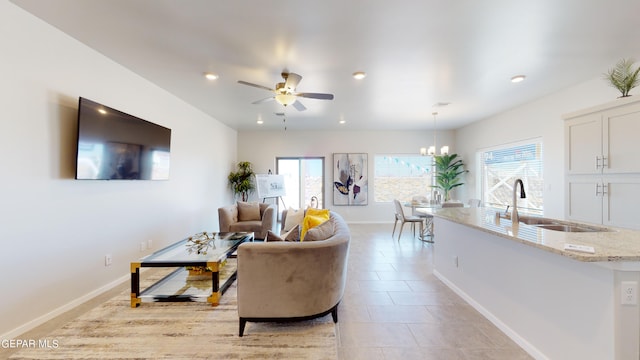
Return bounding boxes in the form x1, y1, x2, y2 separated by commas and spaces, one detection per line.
604, 58, 640, 97
434, 153, 468, 202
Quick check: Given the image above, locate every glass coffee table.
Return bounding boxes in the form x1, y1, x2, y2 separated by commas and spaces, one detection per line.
130, 232, 253, 308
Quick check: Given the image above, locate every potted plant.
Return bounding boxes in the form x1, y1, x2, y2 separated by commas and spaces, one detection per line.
228, 161, 255, 201
604, 58, 640, 97
434, 153, 468, 201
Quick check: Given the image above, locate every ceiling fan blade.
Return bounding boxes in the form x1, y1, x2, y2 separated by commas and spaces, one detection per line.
252, 97, 275, 104
292, 100, 307, 111
296, 92, 334, 100
284, 72, 302, 91
237, 80, 274, 92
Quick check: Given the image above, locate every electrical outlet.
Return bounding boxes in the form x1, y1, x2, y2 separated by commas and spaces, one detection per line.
621, 281, 637, 305
104, 254, 112, 266
147, 239, 153, 249
140, 242, 146, 252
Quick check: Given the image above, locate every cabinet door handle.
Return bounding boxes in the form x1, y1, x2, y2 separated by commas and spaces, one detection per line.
595, 183, 601, 196
602, 184, 608, 195
602, 156, 608, 168
595, 156, 601, 170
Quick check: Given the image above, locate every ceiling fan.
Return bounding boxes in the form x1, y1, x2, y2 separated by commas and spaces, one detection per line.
238, 71, 334, 111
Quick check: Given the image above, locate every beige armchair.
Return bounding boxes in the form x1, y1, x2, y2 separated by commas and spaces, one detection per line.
218, 202, 277, 240
236, 211, 350, 336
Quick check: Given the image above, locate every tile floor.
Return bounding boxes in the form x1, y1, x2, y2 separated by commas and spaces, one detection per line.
6, 223, 533, 360
337, 223, 532, 360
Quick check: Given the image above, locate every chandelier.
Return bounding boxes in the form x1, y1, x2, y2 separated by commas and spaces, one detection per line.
420, 112, 449, 156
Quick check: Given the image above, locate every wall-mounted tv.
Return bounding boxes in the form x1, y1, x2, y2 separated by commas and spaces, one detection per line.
75, 97, 171, 180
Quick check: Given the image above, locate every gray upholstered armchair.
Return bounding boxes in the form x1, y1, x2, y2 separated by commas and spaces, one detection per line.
236, 211, 350, 336
218, 202, 277, 240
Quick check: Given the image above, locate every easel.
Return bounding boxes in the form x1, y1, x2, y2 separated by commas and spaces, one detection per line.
262, 196, 286, 209
262, 196, 285, 224
255, 173, 286, 220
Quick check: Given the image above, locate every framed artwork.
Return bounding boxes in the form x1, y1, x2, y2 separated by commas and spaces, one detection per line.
333, 153, 368, 206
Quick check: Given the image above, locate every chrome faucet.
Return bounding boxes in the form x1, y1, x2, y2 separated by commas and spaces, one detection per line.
512, 179, 526, 224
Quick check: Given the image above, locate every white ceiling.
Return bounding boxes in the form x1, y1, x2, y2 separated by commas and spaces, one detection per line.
11, 0, 640, 131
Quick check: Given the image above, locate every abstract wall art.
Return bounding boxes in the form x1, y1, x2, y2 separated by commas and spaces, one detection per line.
333, 153, 368, 206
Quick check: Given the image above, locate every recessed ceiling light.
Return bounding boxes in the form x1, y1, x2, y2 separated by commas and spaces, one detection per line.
204, 72, 219, 80
352, 71, 366, 80
511, 75, 526, 83
339, 120, 346, 124
256, 120, 264, 125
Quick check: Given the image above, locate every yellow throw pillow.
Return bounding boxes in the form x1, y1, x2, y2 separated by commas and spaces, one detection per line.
300, 208, 330, 241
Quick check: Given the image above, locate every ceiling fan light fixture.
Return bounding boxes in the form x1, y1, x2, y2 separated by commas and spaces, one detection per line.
275, 93, 297, 106
352, 71, 367, 80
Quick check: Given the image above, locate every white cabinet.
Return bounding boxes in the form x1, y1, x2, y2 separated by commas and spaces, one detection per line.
566, 113, 602, 175
566, 98, 640, 175
567, 177, 640, 229
564, 97, 640, 230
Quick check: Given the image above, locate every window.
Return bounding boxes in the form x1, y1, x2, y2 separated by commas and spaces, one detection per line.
276, 157, 324, 209
374, 155, 433, 202
479, 140, 543, 214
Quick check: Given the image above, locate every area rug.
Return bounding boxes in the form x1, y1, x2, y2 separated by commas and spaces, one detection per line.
9, 269, 337, 359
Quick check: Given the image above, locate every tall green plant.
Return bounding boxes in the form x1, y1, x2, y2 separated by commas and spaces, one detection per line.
434, 154, 468, 201
604, 58, 640, 97
228, 161, 255, 201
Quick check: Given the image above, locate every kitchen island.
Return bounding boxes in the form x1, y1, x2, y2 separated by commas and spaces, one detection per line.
432, 207, 640, 360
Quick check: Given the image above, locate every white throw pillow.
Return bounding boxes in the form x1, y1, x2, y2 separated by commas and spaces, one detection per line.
283, 207, 304, 232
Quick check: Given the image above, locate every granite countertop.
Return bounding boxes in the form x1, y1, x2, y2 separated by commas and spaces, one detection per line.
431, 207, 640, 263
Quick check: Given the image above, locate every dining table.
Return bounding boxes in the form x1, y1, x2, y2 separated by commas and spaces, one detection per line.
404, 201, 467, 242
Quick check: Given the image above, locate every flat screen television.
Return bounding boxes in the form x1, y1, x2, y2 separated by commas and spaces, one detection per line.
75, 97, 171, 180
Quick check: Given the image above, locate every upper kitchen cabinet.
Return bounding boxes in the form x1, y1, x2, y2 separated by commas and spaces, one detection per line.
564, 97, 640, 174
565, 112, 601, 174
565, 97, 640, 229
565, 97, 640, 175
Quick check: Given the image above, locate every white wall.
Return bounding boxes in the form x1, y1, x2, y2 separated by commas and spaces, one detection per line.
0, 1, 236, 337
455, 77, 629, 219
238, 129, 455, 222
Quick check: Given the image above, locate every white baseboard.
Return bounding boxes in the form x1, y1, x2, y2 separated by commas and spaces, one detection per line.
433, 270, 548, 360
1, 272, 133, 340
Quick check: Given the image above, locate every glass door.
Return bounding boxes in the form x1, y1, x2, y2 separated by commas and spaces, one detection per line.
276, 157, 324, 209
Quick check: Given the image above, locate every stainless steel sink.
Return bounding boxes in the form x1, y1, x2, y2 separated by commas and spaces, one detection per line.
518, 216, 559, 226
535, 224, 607, 233
518, 216, 611, 232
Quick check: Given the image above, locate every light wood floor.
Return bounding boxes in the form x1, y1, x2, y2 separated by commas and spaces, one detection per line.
5, 223, 532, 360
337, 223, 532, 359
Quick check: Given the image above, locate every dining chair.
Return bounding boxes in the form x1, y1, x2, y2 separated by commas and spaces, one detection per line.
411, 196, 434, 241
392, 199, 424, 240
410, 195, 427, 213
